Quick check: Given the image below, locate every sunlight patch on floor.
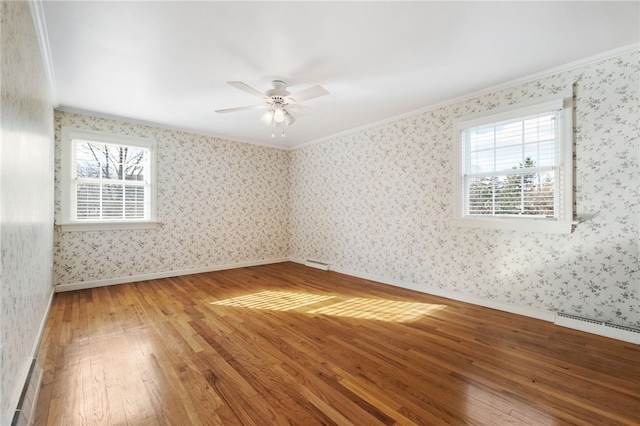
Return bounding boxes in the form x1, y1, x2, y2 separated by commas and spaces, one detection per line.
210, 290, 336, 311
211, 291, 446, 323
307, 297, 446, 322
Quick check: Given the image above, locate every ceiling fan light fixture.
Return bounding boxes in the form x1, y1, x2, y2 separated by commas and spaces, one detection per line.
261, 110, 275, 125
273, 107, 285, 123
218, 80, 327, 136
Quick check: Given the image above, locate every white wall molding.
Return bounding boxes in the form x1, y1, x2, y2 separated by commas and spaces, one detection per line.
55, 258, 289, 292
28, 0, 57, 106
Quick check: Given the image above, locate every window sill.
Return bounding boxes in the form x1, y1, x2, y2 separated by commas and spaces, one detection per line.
450, 217, 575, 234
56, 221, 160, 232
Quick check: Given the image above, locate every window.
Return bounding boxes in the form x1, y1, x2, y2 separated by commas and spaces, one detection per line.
452, 96, 573, 233
59, 127, 157, 231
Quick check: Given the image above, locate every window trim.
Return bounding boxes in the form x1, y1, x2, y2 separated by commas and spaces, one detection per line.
59, 127, 159, 232
451, 94, 574, 234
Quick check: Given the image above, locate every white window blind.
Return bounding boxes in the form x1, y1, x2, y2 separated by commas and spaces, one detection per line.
71, 139, 151, 220
60, 127, 157, 230
461, 109, 562, 219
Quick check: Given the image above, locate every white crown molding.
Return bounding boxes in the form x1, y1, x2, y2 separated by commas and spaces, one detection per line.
28, 0, 57, 106
295, 43, 640, 150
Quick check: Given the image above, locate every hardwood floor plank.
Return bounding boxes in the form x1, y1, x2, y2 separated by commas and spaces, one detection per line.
45, 397, 64, 426
34, 262, 640, 425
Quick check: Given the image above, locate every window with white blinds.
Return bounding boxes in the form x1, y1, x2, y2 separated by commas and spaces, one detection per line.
73, 140, 150, 220
60, 128, 157, 230
453, 96, 573, 233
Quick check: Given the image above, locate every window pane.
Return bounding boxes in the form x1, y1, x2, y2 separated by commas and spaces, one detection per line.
524, 140, 555, 167
101, 144, 124, 180
494, 174, 522, 214
124, 186, 146, 219
467, 177, 494, 215
494, 121, 522, 148
467, 172, 555, 217
76, 142, 101, 178
469, 127, 495, 151
524, 114, 555, 143
69, 132, 154, 222
124, 147, 147, 181
88, 144, 147, 181
523, 171, 555, 216
76, 183, 100, 219
494, 145, 523, 170
102, 184, 123, 218
469, 149, 494, 173
460, 104, 563, 222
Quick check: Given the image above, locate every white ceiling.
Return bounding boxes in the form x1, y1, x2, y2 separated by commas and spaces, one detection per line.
39, 1, 639, 149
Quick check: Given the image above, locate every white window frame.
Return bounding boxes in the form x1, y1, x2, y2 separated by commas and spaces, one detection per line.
451, 94, 574, 234
59, 127, 158, 232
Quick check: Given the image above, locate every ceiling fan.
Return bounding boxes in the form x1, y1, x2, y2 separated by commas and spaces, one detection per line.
215, 80, 329, 137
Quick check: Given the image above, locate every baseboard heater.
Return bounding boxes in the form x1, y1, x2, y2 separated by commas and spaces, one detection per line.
305, 259, 330, 271
12, 358, 43, 426
555, 312, 640, 344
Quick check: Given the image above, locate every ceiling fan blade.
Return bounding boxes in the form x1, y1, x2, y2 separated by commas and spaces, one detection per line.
215, 104, 268, 114
283, 108, 295, 125
287, 85, 329, 103
228, 81, 266, 98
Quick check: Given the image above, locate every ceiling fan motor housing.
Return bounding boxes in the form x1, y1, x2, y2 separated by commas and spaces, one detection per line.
266, 80, 290, 100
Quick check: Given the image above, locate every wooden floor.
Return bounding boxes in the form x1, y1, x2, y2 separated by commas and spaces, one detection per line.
34, 262, 639, 425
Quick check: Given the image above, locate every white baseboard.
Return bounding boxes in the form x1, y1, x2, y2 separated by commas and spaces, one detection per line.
555, 313, 640, 344
291, 258, 638, 343
9, 286, 54, 426
289, 257, 553, 321
55, 258, 289, 292
325, 263, 554, 322
304, 259, 330, 271
12, 359, 44, 426
31, 287, 55, 359
344, 266, 639, 342
56, 257, 638, 343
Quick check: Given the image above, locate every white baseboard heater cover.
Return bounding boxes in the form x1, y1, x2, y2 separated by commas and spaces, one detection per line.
305, 260, 330, 271
555, 312, 640, 344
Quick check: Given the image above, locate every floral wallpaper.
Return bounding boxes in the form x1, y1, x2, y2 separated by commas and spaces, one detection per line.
53, 111, 291, 286
290, 52, 639, 328
1, 1, 55, 424
53, 52, 638, 332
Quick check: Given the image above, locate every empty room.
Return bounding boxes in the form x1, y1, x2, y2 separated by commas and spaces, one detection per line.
2, 1, 639, 425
